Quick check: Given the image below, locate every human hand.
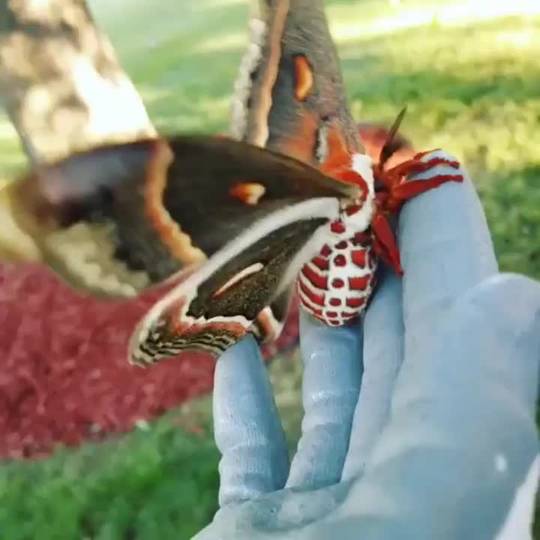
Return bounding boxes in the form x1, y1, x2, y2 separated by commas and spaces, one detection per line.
195, 152, 540, 540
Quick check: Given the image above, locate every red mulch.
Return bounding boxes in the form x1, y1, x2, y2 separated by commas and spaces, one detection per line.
0, 263, 299, 459
0, 125, 409, 460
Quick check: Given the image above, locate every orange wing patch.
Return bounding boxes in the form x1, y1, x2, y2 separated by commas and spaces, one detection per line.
274, 112, 319, 164
320, 124, 354, 175
293, 55, 314, 101
229, 182, 266, 205
144, 140, 207, 265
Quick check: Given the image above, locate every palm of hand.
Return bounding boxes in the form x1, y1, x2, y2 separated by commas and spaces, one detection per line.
196, 154, 540, 540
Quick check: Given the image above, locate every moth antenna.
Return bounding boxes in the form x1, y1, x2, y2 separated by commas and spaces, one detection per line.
379, 106, 407, 167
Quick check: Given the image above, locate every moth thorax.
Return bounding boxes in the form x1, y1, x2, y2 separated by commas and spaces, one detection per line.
328, 152, 375, 236
339, 195, 375, 236
351, 153, 375, 190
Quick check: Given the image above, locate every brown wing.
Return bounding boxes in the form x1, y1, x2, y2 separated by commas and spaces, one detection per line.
130, 214, 331, 364
230, 0, 362, 166
8, 135, 357, 298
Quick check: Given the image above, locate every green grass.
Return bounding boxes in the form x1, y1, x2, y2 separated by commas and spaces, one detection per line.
0, 406, 220, 540
0, 1, 539, 538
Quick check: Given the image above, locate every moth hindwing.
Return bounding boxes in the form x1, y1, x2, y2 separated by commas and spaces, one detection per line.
129, 196, 348, 365
231, 0, 361, 166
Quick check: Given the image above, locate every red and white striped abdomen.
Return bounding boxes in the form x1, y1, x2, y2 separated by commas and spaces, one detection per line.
298, 226, 377, 326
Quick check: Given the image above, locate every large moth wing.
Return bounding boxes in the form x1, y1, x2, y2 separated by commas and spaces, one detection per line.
9, 135, 357, 299
231, 0, 361, 167
129, 200, 338, 365
230, 0, 365, 344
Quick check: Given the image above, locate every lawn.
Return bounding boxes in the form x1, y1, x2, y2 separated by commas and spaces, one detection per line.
0, 1, 539, 538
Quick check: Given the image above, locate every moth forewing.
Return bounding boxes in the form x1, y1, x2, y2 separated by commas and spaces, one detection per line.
128, 196, 344, 365
8, 139, 187, 298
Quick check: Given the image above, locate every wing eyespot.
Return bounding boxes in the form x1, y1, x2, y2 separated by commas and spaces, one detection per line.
229, 182, 267, 205
213, 262, 265, 298
293, 54, 314, 101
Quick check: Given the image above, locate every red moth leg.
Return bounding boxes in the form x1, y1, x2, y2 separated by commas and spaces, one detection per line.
384, 151, 464, 211
370, 213, 403, 276
370, 149, 465, 275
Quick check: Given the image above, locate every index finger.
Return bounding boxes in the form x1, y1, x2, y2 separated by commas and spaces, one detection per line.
398, 150, 498, 338
213, 336, 289, 507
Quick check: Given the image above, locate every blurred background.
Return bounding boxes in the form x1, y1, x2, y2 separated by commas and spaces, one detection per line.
0, 0, 539, 538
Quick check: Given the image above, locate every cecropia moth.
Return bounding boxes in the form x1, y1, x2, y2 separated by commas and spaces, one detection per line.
3, 0, 464, 365
6, 129, 463, 364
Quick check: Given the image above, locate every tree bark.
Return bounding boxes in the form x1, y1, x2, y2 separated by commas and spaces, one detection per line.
0, 0, 155, 163
0, 0, 155, 260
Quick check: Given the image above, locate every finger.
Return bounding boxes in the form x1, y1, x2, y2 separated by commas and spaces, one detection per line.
286, 311, 363, 490
213, 335, 289, 507
399, 150, 498, 341
314, 274, 540, 539
341, 269, 404, 481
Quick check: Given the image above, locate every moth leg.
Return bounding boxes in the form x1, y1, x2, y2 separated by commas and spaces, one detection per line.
371, 151, 464, 276
391, 175, 463, 203
380, 152, 464, 213
371, 213, 403, 276
252, 287, 293, 343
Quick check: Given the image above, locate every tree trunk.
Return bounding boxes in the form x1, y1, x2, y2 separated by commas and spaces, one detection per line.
0, 0, 155, 163
0, 0, 155, 260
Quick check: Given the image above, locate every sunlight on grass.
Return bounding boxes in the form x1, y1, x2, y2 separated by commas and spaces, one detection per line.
192, 32, 247, 54
89, 0, 249, 66
326, 0, 540, 41
338, 17, 540, 177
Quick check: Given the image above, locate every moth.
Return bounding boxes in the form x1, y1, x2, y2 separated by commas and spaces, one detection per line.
3, 0, 464, 365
